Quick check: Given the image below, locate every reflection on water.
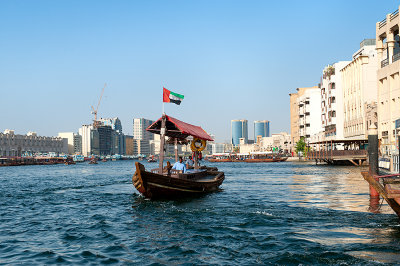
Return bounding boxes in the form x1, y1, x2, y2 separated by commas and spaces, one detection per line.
0, 160, 399, 264
289, 163, 393, 214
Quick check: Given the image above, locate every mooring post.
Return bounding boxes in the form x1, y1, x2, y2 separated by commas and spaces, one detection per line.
398, 131, 400, 174
368, 124, 379, 198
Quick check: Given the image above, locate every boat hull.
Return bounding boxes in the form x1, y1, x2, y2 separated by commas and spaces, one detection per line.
133, 162, 224, 199
244, 157, 288, 163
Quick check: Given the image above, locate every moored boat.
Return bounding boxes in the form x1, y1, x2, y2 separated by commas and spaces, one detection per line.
244, 152, 288, 163
132, 114, 225, 199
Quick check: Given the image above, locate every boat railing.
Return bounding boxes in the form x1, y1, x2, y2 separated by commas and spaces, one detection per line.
150, 168, 182, 176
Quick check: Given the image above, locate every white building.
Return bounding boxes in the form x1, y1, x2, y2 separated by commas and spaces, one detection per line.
341, 40, 378, 140
58, 132, 82, 155
133, 118, 154, 141
297, 87, 323, 143
79, 125, 94, 157
0, 130, 68, 157
321, 61, 350, 141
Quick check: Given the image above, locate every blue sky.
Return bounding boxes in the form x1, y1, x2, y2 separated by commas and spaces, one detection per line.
0, 0, 398, 142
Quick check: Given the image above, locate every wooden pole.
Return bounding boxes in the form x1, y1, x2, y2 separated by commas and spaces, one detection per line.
368, 124, 379, 198
174, 138, 178, 162
194, 151, 199, 169
159, 115, 166, 173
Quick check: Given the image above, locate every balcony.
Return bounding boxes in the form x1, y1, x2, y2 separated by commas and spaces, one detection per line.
393, 52, 400, 63
381, 58, 389, 68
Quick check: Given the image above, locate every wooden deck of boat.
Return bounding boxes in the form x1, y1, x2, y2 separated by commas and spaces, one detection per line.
361, 171, 400, 216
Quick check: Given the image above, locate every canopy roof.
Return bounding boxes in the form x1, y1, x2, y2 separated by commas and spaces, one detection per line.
146, 115, 213, 141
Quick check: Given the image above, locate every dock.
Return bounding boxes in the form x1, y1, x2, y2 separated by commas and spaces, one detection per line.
306, 139, 368, 166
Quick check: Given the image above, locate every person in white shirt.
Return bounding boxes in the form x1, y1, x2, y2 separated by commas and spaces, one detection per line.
172, 157, 186, 173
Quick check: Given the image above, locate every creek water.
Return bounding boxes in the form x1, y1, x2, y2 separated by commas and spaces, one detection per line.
1, 160, 399, 265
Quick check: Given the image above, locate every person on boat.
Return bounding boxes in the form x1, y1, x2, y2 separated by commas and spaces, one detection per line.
172, 156, 186, 173
185, 156, 194, 169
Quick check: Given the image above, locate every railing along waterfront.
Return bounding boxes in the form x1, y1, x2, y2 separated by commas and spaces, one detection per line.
379, 18, 387, 29
307, 149, 367, 160
391, 9, 399, 21
381, 58, 389, 68
393, 154, 400, 173
393, 52, 400, 63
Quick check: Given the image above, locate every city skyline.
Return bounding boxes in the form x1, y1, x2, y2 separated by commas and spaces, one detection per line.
1, 1, 399, 142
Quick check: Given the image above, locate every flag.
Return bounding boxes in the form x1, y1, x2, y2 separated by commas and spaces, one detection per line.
163, 87, 184, 105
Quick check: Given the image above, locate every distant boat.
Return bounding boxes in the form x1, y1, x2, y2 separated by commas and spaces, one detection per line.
244, 152, 288, 163
89, 158, 98, 164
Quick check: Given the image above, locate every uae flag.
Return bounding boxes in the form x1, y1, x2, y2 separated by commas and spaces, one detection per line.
163, 87, 184, 105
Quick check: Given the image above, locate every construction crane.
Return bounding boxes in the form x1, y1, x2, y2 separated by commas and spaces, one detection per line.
91, 83, 106, 128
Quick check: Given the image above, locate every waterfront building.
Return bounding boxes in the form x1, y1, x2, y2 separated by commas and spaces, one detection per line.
149, 134, 179, 156
321, 61, 350, 141
97, 126, 112, 156
79, 125, 99, 157
125, 135, 134, 155
58, 132, 82, 154
100, 117, 123, 132
211, 143, 226, 154
376, 7, 400, 157
0, 130, 68, 157
341, 40, 378, 140
254, 120, 270, 140
258, 132, 291, 153
231, 119, 248, 146
297, 86, 323, 144
289, 86, 319, 150
100, 117, 126, 155
133, 118, 154, 141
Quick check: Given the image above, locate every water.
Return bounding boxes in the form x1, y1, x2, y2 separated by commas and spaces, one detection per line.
1, 161, 400, 265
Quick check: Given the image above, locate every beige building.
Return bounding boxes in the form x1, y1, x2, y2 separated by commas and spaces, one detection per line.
289, 86, 320, 149
0, 130, 68, 157
341, 39, 378, 140
376, 6, 400, 156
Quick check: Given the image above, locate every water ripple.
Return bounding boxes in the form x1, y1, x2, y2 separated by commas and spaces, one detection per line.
0, 161, 399, 264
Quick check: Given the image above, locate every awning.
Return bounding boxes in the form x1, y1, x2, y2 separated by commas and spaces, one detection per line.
146, 115, 213, 141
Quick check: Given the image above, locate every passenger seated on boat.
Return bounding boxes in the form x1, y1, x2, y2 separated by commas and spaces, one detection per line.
172, 157, 186, 173
163, 161, 172, 175
185, 156, 194, 169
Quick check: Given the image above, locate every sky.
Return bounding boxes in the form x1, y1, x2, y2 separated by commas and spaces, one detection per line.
0, 0, 399, 142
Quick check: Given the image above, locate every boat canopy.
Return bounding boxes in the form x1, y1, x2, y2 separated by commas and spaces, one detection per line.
147, 115, 213, 141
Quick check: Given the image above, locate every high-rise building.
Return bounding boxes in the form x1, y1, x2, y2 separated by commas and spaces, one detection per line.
99, 117, 125, 155
231, 119, 248, 146
254, 120, 270, 140
320, 61, 350, 140
297, 86, 323, 143
133, 118, 155, 156
79, 125, 94, 157
133, 118, 154, 141
100, 117, 123, 133
97, 125, 112, 156
289, 86, 319, 149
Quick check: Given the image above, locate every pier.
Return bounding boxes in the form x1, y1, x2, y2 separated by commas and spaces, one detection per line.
306, 139, 368, 166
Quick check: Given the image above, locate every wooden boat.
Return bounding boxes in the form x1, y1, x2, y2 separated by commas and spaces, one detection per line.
132, 114, 225, 199
361, 172, 400, 217
89, 158, 98, 164
244, 152, 288, 163
244, 157, 288, 163
133, 162, 224, 199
